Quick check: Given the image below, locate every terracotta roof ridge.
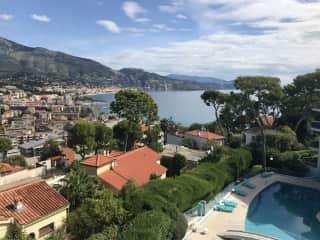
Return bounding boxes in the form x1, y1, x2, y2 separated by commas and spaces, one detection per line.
118, 146, 148, 159
111, 168, 130, 182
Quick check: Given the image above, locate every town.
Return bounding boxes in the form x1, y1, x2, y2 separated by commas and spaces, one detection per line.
0, 71, 319, 240
1, 0, 320, 239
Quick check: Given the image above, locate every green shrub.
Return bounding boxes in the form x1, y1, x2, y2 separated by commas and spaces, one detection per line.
120, 211, 172, 240
4, 155, 27, 167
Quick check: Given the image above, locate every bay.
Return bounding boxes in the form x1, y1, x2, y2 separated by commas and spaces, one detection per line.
90, 90, 231, 126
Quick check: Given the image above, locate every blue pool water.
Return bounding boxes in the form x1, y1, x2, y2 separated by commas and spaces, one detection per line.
245, 182, 320, 240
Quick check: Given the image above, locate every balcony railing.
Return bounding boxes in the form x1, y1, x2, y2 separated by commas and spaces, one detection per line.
311, 121, 320, 132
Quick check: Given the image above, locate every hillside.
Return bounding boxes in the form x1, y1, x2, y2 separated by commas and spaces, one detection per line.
168, 74, 234, 89
0, 37, 202, 91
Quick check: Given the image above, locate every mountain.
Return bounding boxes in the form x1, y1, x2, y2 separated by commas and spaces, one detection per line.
168, 74, 234, 89
0, 37, 204, 91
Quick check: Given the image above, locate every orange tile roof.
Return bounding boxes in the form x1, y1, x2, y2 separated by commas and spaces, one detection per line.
185, 130, 225, 140
260, 116, 274, 128
81, 151, 124, 167
61, 147, 76, 165
0, 180, 69, 225
0, 163, 22, 174
98, 146, 167, 191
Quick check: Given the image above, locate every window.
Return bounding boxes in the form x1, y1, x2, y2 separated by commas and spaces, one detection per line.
39, 222, 54, 238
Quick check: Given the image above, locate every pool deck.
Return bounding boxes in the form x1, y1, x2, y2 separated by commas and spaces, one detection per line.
184, 173, 320, 240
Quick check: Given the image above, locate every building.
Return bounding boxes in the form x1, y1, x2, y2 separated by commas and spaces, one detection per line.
50, 147, 76, 168
80, 146, 167, 191
19, 134, 63, 157
167, 130, 225, 149
243, 116, 275, 145
0, 163, 22, 176
0, 180, 69, 239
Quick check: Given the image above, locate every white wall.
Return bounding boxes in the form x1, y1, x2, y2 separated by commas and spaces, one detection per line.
0, 167, 45, 185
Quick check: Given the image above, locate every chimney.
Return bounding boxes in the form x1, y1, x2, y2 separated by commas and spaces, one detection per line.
13, 196, 24, 212
111, 159, 117, 169
107, 150, 110, 157
103, 150, 107, 156
198, 130, 201, 137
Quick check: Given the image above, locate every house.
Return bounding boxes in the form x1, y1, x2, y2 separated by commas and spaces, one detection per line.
243, 116, 275, 145
19, 134, 63, 157
0, 163, 22, 176
167, 130, 225, 149
50, 147, 76, 168
184, 130, 225, 148
80, 146, 167, 191
0, 180, 69, 239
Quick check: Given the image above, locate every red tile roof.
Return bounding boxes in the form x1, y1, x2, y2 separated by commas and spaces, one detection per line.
81, 151, 124, 167
260, 116, 274, 128
0, 180, 69, 225
98, 146, 167, 191
61, 147, 76, 165
0, 163, 22, 175
185, 130, 225, 140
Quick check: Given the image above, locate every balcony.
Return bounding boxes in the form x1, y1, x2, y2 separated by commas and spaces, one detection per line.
311, 121, 320, 132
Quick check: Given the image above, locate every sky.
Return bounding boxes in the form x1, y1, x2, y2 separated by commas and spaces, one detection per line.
0, 0, 320, 84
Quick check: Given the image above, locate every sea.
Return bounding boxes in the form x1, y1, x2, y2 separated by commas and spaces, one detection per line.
90, 90, 233, 126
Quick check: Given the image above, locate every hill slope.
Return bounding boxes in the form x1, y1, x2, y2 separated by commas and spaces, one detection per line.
168, 74, 234, 89
0, 37, 204, 91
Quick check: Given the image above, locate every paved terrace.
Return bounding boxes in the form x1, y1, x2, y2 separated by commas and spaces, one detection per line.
161, 144, 206, 162
185, 173, 320, 240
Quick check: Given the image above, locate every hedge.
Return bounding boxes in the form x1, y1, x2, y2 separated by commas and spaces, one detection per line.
121, 147, 253, 240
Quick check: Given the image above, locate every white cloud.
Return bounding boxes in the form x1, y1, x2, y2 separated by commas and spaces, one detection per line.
123, 1, 150, 23
95, 0, 320, 84
176, 14, 187, 20
151, 24, 175, 32
97, 20, 121, 33
0, 14, 13, 21
31, 14, 51, 23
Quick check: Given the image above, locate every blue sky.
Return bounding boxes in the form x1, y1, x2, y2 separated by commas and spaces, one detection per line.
0, 0, 320, 83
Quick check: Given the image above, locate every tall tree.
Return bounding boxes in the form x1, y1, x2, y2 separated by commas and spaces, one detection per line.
143, 125, 163, 152
94, 123, 114, 154
113, 120, 142, 151
281, 71, 320, 141
58, 169, 99, 209
235, 76, 283, 170
0, 137, 12, 160
110, 89, 159, 125
68, 121, 96, 159
160, 118, 178, 144
201, 90, 229, 133
41, 139, 60, 160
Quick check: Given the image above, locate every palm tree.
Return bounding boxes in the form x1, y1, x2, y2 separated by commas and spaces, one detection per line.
58, 170, 100, 209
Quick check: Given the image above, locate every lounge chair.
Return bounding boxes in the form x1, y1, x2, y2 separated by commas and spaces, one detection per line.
221, 199, 238, 207
261, 171, 274, 178
232, 186, 248, 196
242, 178, 256, 189
214, 204, 234, 212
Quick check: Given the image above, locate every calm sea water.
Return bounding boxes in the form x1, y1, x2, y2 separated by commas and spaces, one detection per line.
245, 182, 320, 240
90, 91, 230, 126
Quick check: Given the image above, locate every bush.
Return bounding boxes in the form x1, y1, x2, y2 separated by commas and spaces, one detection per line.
120, 211, 172, 240
4, 155, 27, 167
118, 147, 252, 240
160, 154, 187, 177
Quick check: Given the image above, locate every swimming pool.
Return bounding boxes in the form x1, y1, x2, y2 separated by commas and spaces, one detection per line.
245, 182, 320, 240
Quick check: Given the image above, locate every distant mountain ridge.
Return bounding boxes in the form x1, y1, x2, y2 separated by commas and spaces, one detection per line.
168, 74, 234, 89
0, 37, 233, 91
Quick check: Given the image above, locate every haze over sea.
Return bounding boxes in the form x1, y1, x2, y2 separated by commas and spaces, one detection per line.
91, 90, 233, 126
